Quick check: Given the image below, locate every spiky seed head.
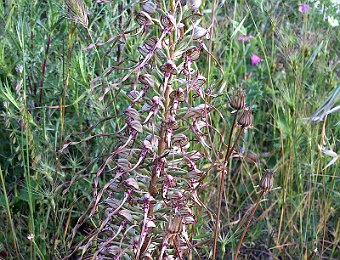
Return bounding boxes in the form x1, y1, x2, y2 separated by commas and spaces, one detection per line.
237, 107, 252, 128
229, 90, 245, 110
259, 169, 274, 192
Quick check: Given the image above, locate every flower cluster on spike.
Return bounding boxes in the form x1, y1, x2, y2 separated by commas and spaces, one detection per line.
78, 1, 217, 259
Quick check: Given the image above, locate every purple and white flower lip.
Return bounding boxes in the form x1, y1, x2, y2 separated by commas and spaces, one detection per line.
298, 3, 310, 14
250, 53, 262, 66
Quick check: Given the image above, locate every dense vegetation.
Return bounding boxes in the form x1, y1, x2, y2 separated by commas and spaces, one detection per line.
0, 0, 339, 259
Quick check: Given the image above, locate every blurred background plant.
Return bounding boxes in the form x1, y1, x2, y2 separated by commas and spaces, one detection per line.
0, 0, 339, 259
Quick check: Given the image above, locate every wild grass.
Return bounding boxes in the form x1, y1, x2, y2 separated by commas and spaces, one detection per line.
0, 0, 339, 259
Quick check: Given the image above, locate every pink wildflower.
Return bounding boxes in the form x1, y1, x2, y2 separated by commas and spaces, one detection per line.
237, 34, 253, 43
250, 54, 262, 66
298, 3, 310, 14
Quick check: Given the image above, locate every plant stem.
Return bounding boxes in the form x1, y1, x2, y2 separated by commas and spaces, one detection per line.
225, 127, 244, 163
0, 166, 20, 258
207, 0, 217, 82
143, 1, 176, 255
212, 168, 225, 260
234, 191, 265, 260
212, 111, 239, 259
224, 111, 239, 163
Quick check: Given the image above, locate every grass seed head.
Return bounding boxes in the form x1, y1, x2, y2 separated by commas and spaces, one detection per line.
64, 0, 88, 28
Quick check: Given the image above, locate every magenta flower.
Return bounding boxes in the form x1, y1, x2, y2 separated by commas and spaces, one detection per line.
237, 34, 253, 43
251, 54, 262, 66
298, 3, 310, 14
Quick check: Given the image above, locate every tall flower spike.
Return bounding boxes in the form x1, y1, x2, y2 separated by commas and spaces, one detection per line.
259, 169, 274, 192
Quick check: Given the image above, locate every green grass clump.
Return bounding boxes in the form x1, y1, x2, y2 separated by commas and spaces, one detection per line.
0, 0, 339, 259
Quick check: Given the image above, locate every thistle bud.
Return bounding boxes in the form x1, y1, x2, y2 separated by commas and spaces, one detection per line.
142, 1, 157, 14
259, 169, 274, 192
237, 107, 252, 128
229, 90, 245, 110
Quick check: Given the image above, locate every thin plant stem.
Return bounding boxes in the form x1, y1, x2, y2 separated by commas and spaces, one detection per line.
212, 111, 241, 259
225, 127, 244, 163
224, 110, 239, 164
212, 169, 225, 260
0, 166, 20, 259
234, 191, 265, 260
207, 0, 217, 82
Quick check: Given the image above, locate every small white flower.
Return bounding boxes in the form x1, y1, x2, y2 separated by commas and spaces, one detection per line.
328, 16, 339, 27
27, 234, 34, 240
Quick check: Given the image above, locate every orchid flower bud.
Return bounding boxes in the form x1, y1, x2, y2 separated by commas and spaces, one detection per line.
183, 46, 201, 61
142, 1, 157, 14
136, 11, 153, 26
160, 14, 176, 29
139, 74, 154, 87
193, 26, 207, 40
160, 60, 178, 77
143, 96, 161, 124
125, 106, 140, 120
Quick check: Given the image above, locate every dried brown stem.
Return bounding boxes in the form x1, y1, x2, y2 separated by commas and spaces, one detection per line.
212, 111, 241, 259
234, 190, 265, 260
